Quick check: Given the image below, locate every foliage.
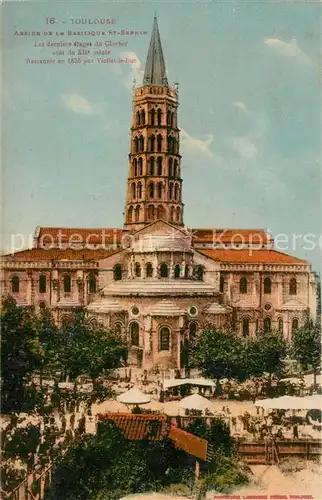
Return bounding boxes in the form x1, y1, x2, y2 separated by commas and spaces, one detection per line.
1, 296, 43, 412
292, 320, 321, 376
198, 453, 249, 496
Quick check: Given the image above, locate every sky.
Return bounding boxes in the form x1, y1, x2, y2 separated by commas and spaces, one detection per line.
2, 0, 321, 272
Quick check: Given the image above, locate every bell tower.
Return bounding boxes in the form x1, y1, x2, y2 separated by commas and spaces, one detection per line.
124, 17, 184, 230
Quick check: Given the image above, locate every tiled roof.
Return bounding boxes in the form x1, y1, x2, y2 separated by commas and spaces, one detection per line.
150, 299, 185, 316
190, 228, 270, 244
97, 413, 170, 440
199, 249, 307, 264
4, 248, 119, 261
36, 227, 126, 244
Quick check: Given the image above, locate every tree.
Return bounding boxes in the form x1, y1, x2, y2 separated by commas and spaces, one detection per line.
1, 296, 43, 412
189, 327, 244, 381
292, 320, 321, 388
253, 329, 287, 385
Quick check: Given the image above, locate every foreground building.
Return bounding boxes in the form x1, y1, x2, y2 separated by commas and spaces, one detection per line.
1, 18, 317, 369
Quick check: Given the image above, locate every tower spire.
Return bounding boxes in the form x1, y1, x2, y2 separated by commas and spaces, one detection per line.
143, 17, 168, 86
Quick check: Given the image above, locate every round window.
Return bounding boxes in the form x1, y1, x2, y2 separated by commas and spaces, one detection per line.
264, 303, 272, 311
131, 306, 139, 316
189, 306, 198, 317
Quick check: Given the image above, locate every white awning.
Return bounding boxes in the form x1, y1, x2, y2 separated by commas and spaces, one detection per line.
179, 393, 212, 411
117, 387, 151, 405
163, 378, 215, 390
254, 394, 321, 410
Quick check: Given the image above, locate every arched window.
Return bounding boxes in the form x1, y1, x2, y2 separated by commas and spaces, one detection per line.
167, 110, 171, 126
157, 182, 162, 199
133, 158, 137, 176
134, 136, 139, 153
149, 157, 155, 175
174, 184, 179, 200
170, 206, 175, 222
139, 135, 144, 152
278, 318, 284, 332
189, 321, 197, 339
135, 205, 140, 222
289, 277, 297, 295
149, 182, 154, 199
264, 317, 271, 331
136, 111, 140, 126
176, 207, 181, 223
114, 322, 124, 335
174, 160, 178, 177
151, 108, 155, 126
137, 182, 142, 198
220, 275, 225, 293
138, 157, 143, 176
168, 157, 173, 177
169, 183, 174, 200
264, 277, 272, 294
128, 206, 134, 223
131, 182, 136, 199
240, 277, 248, 294
150, 135, 155, 152
157, 156, 162, 175
171, 112, 174, 127
167, 136, 173, 153
11, 275, 20, 293
89, 274, 97, 293
130, 322, 139, 346
113, 265, 122, 281
174, 264, 181, 278
63, 275, 71, 293
135, 262, 141, 277
196, 265, 204, 281
147, 204, 155, 221
39, 275, 46, 293
157, 205, 165, 219
184, 265, 190, 279
159, 326, 170, 351
160, 263, 168, 278
140, 110, 145, 125
242, 318, 250, 337
157, 108, 162, 126
292, 318, 299, 332
146, 263, 153, 278
157, 134, 162, 152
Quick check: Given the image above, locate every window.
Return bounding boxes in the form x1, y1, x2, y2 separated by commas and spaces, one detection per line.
174, 160, 178, 177
167, 136, 173, 153
133, 158, 137, 176
39, 301, 46, 310
264, 277, 272, 294
140, 110, 145, 125
174, 264, 181, 278
130, 322, 140, 346
174, 184, 179, 200
113, 265, 122, 281
127, 206, 134, 223
11, 275, 20, 293
88, 274, 97, 293
136, 111, 140, 126
131, 182, 136, 199
242, 318, 250, 338
114, 322, 123, 335
157, 108, 162, 126
134, 137, 139, 153
167, 110, 171, 126
138, 157, 143, 176
151, 108, 155, 126
189, 322, 197, 339
157, 134, 162, 152
149, 183, 154, 199
289, 277, 297, 295
220, 275, 225, 293
240, 277, 247, 294
176, 207, 181, 223
135, 262, 141, 277
169, 183, 174, 199
157, 182, 162, 199
149, 157, 155, 175
170, 206, 175, 222
39, 275, 46, 293
146, 263, 153, 278
147, 205, 155, 221
157, 205, 165, 219
150, 135, 155, 152
63, 275, 71, 293
196, 265, 204, 281
160, 263, 168, 278
184, 265, 189, 279
264, 317, 271, 331
159, 326, 170, 351
278, 318, 284, 332
189, 306, 198, 316
131, 305, 139, 315
139, 136, 144, 152
157, 157, 162, 175
292, 318, 299, 332
135, 205, 140, 222
168, 158, 173, 177
137, 182, 142, 198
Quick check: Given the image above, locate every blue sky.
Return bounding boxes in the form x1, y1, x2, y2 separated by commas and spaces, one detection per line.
2, 0, 321, 271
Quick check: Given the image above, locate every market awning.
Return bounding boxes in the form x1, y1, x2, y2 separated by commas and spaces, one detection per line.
179, 393, 212, 411
163, 378, 215, 390
254, 394, 321, 410
117, 387, 151, 405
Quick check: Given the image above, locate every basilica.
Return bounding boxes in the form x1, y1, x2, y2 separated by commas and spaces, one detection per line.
1, 18, 317, 370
